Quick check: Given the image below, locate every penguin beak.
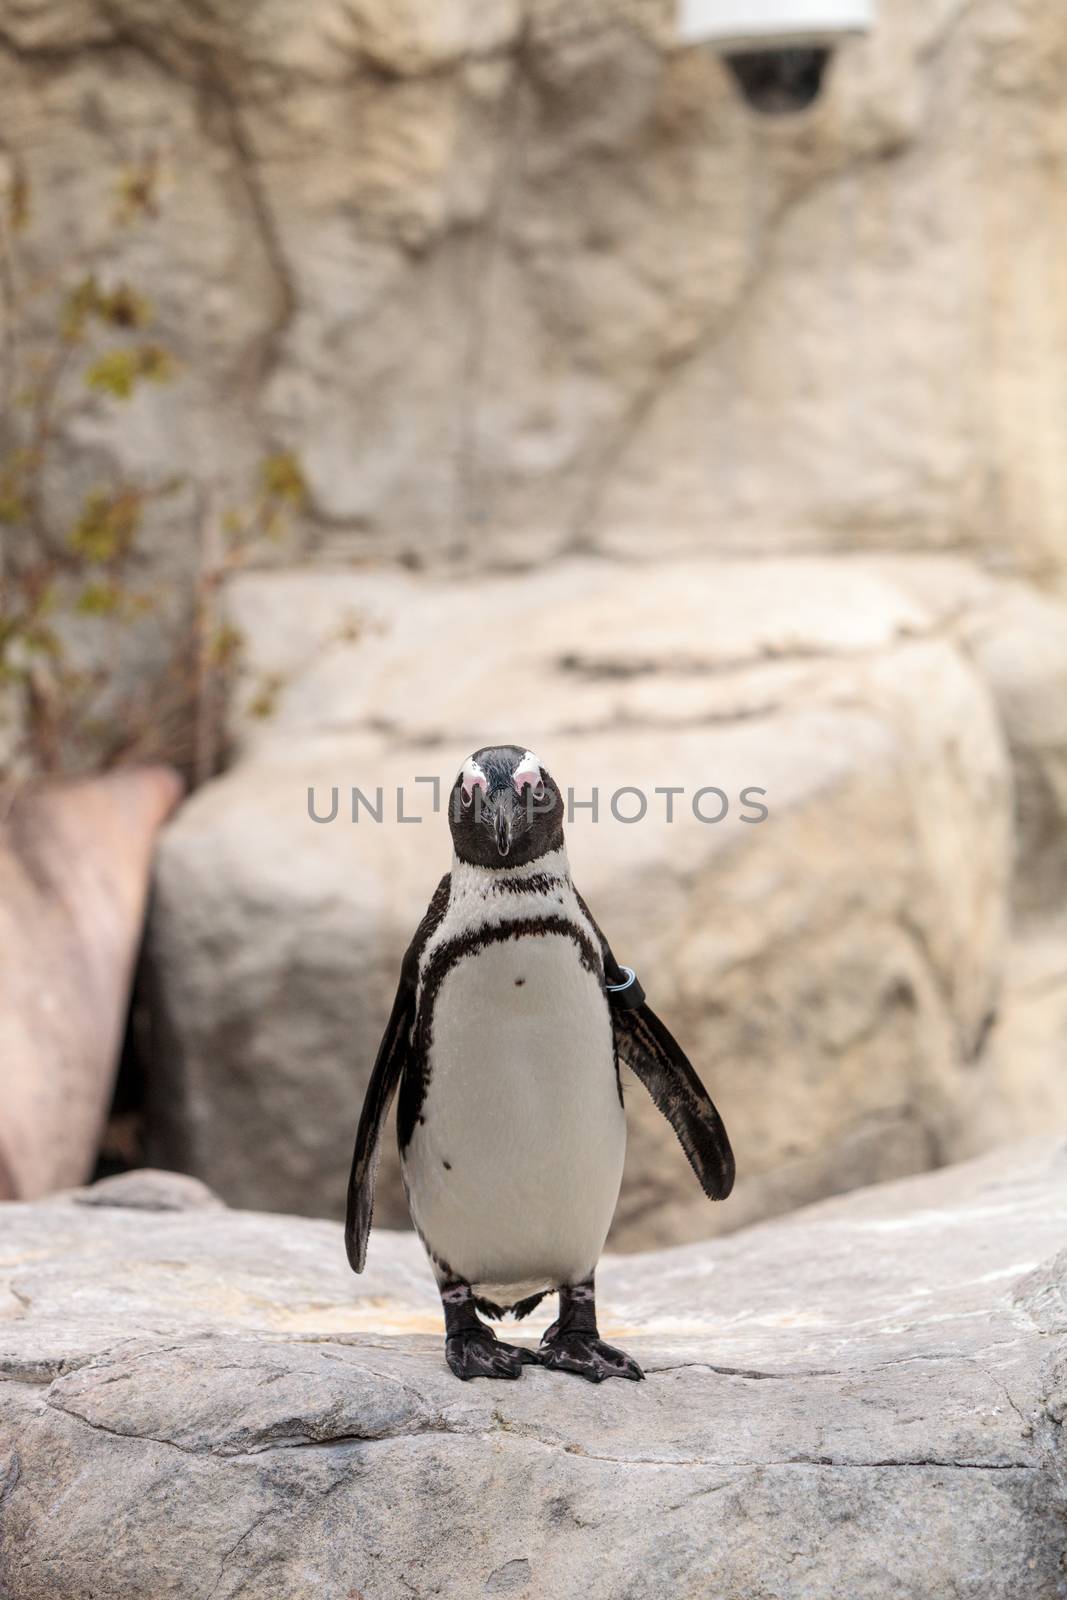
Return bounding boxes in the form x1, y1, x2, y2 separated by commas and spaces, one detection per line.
495, 802, 513, 858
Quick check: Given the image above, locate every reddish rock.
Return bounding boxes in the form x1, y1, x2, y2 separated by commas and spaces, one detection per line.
0, 768, 183, 1200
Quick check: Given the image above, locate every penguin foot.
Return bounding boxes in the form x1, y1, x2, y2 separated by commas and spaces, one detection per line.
536, 1330, 645, 1383
445, 1328, 538, 1381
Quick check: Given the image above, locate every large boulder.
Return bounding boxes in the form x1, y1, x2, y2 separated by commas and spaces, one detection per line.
847, 558, 1067, 1169
0, 0, 1066, 596
1, 1142, 1065, 1598
0, 768, 183, 1199
145, 556, 1014, 1244
868, 556, 1067, 922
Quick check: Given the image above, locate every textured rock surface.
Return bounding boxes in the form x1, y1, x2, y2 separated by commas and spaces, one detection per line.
0, 768, 183, 1199
1, 0, 1066, 587
1, 1145, 1066, 1599
850, 555, 1067, 920
146, 556, 1017, 1242
955, 931, 1067, 1160
958, 591, 1067, 922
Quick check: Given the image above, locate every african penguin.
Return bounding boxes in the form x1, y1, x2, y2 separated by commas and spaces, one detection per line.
346, 745, 735, 1383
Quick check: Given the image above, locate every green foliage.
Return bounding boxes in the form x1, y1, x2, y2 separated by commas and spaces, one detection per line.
247, 671, 285, 720
260, 451, 307, 507
84, 343, 173, 398
61, 277, 153, 345
75, 581, 123, 616
69, 490, 143, 562
74, 581, 155, 620
0, 165, 306, 786
113, 157, 162, 227
7, 164, 29, 234
209, 622, 244, 668
0, 488, 26, 526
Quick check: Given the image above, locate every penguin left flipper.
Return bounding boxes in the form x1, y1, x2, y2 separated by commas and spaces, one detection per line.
345, 873, 451, 1273
611, 998, 735, 1201
576, 893, 736, 1204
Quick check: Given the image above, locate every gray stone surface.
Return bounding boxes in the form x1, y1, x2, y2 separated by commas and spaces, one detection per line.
66, 1168, 224, 1212
146, 555, 1016, 1243
2, 1145, 1066, 1598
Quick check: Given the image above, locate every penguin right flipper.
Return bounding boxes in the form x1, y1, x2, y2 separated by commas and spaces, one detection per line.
345, 874, 451, 1272
576, 891, 736, 1204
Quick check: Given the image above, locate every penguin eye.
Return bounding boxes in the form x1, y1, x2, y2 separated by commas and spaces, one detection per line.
460, 786, 474, 809
531, 780, 546, 802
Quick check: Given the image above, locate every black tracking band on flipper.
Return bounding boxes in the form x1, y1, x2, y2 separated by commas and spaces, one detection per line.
605, 964, 645, 1011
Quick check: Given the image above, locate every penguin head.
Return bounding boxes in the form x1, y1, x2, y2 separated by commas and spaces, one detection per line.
449, 745, 564, 868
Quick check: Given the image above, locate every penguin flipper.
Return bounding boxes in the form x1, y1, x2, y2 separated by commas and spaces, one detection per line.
345, 976, 415, 1272
345, 873, 451, 1273
612, 999, 735, 1202
575, 889, 735, 1203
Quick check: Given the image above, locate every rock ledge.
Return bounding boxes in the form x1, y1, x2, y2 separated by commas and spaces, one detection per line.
2, 1144, 1066, 1599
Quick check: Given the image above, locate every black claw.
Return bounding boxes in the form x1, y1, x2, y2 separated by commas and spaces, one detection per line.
445, 1330, 537, 1381
536, 1332, 645, 1383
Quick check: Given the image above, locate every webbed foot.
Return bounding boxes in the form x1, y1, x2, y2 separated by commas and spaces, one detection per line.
445, 1327, 538, 1381
536, 1327, 644, 1383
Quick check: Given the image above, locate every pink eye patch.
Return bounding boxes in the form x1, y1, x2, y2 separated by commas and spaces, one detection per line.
460, 758, 488, 804
512, 751, 544, 795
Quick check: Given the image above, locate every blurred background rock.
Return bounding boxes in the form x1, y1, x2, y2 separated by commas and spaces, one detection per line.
1, 0, 1066, 1248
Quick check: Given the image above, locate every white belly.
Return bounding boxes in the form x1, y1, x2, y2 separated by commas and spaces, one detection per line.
403, 931, 625, 1303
